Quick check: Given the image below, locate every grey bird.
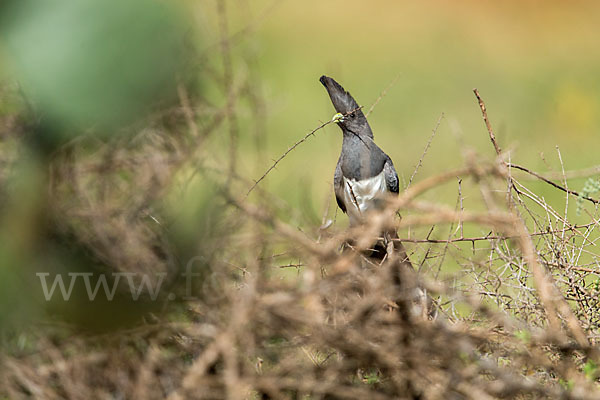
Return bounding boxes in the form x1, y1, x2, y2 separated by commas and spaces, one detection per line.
319, 75, 401, 260
320, 75, 436, 319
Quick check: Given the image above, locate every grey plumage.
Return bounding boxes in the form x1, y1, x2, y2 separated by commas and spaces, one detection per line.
320, 75, 399, 224
383, 160, 399, 194
319, 75, 374, 139
320, 75, 437, 320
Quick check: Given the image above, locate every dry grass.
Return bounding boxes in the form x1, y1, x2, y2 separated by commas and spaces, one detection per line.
3, 8, 600, 400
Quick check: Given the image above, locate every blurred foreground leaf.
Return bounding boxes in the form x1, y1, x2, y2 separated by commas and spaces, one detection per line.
2, 0, 189, 141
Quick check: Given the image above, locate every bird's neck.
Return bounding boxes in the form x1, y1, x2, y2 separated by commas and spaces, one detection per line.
341, 124, 373, 140
342, 129, 372, 149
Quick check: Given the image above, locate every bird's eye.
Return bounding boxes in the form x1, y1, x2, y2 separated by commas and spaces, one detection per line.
350, 113, 356, 118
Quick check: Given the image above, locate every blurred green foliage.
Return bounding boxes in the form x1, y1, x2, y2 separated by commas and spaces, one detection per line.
2, 0, 187, 138
0, 0, 201, 329
0, 151, 45, 327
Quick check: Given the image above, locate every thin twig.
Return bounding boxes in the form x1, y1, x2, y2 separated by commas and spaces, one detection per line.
473, 88, 501, 156
407, 112, 444, 189
366, 73, 401, 118
177, 84, 199, 138
507, 163, 600, 204
394, 222, 595, 243
246, 107, 362, 196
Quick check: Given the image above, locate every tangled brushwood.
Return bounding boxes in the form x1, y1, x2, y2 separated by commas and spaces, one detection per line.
4, 21, 600, 400
1, 87, 600, 399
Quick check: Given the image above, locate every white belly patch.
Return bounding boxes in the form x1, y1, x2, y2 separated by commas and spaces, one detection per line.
342, 170, 387, 225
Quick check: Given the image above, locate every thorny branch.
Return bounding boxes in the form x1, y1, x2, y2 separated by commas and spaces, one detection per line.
246, 106, 363, 196
473, 88, 590, 349
508, 162, 600, 204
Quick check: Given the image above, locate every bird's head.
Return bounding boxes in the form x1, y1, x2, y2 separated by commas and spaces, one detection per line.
319, 75, 372, 136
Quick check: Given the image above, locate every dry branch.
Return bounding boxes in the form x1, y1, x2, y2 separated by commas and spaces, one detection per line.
246, 106, 363, 196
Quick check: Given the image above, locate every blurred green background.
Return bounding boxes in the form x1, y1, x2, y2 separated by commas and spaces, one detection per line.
1, 0, 600, 328
220, 0, 600, 221
3, 0, 599, 220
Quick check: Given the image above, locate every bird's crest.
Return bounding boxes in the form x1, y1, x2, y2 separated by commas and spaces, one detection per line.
319, 75, 361, 114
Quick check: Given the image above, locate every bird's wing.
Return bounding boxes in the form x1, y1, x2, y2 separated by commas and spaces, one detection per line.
383, 158, 399, 194
334, 160, 347, 213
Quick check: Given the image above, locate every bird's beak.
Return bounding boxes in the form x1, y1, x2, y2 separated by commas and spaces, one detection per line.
319, 75, 360, 114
